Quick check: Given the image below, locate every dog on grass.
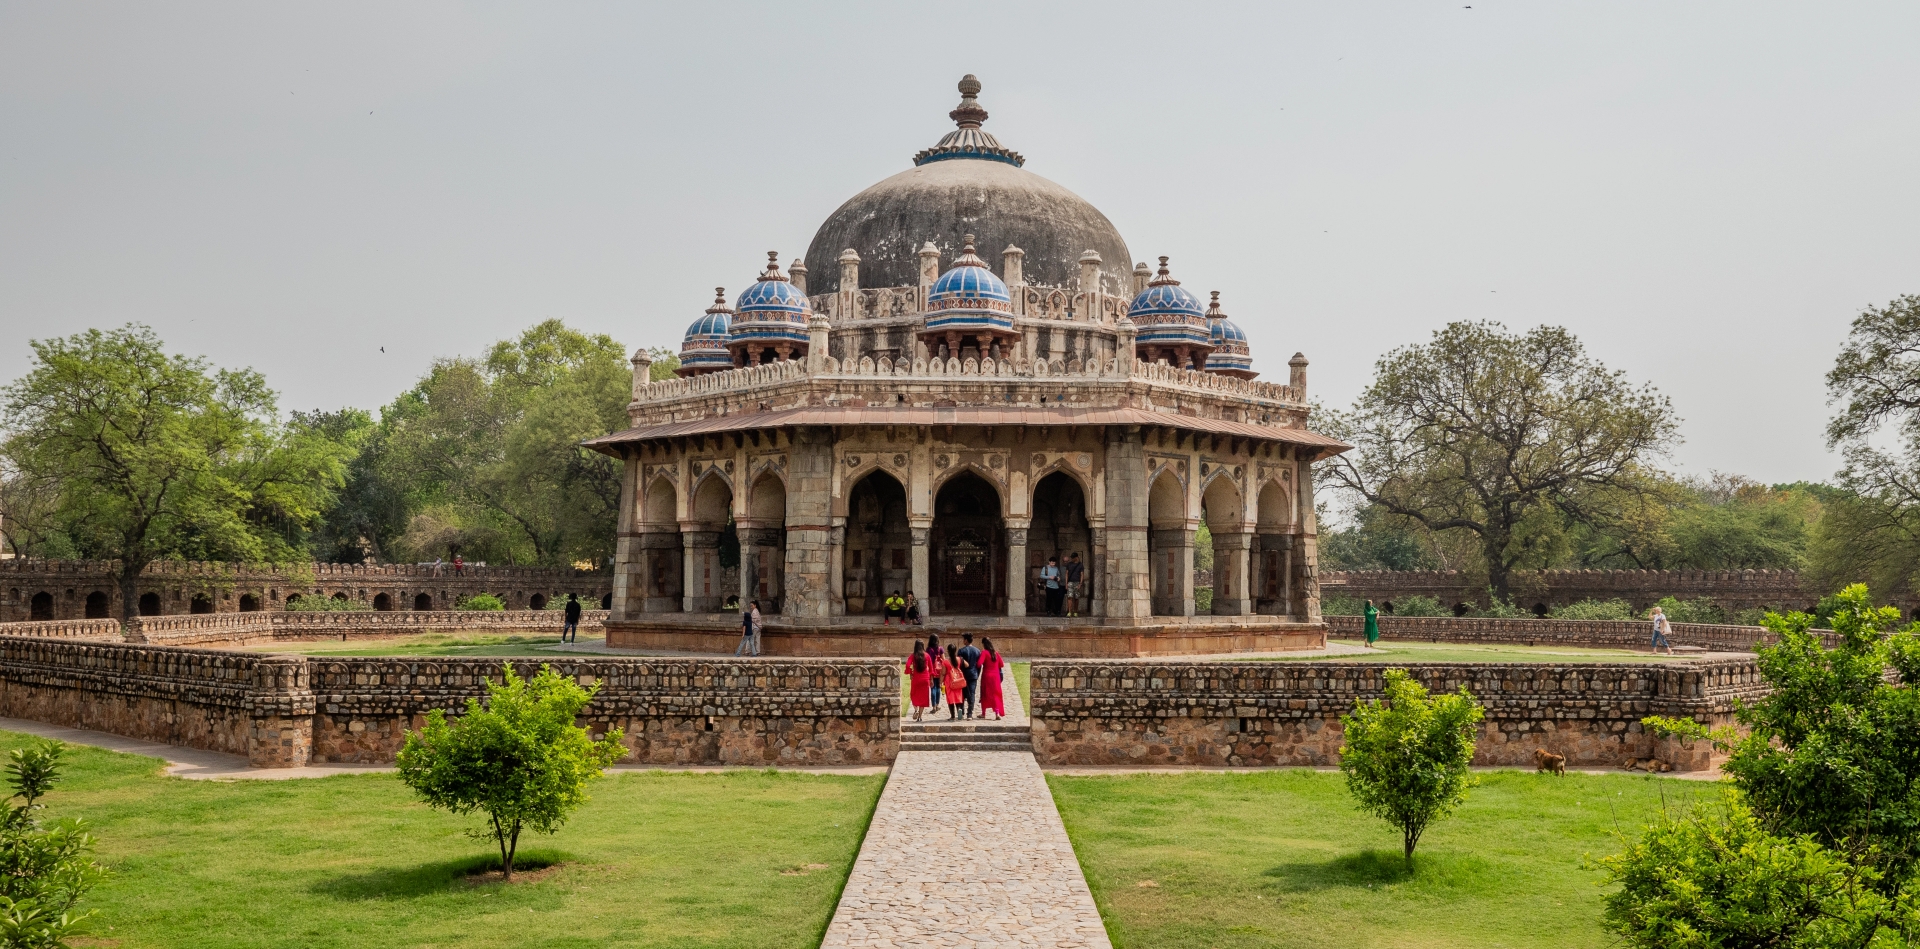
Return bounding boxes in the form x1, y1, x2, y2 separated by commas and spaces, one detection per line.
1534, 748, 1567, 776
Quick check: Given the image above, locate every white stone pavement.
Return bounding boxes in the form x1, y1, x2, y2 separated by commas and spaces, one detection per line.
821, 666, 1113, 949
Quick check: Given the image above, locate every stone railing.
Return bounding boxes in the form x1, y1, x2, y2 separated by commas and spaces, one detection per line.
126, 613, 276, 644
0, 619, 123, 641
1029, 657, 1765, 771
0, 638, 896, 768
120, 610, 609, 647
1321, 568, 1814, 612
1323, 615, 1777, 652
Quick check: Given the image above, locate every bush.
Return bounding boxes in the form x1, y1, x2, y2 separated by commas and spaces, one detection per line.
1193, 587, 1214, 613
1645, 596, 1724, 625
1472, 598, 1528, 618
455, 594, 505, 612
1338, 668, 1484, 868
1386, 595, 1449, 617
285, 594, 372, 612
396, 664, 627, 880
1320, 594, 1364, 616
1551, 598, 1635, 621
0, 740, 104, 948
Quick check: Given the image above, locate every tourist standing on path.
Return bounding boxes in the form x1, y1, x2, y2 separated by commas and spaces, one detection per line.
1363, 599, 1380, 648
906, 641, 932, 721
431, 556, 444, 577
1065, 553, 1084, 617
942, 644, 967, 720
884, 590, 906, 625
562, 593, 582, 643
1650, 605, 1675, 655
736, 599, 762, 657
958, 633, 983, 719
978, 637, 1006, 720
925, 633, 943, 714
1041, 556, 1065, 617
904, 592, 921, 625
453, 554, 463, 576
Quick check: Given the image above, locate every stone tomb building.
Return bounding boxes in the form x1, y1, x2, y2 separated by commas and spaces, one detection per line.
588, 77, 1349, 657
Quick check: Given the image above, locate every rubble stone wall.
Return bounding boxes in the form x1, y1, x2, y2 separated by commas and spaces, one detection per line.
1029, 658, 1763, 771
1321, 568, 1814, 614
1324, 615, 1776, 652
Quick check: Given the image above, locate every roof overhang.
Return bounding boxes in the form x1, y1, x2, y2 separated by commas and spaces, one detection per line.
583, 406, 1350, 459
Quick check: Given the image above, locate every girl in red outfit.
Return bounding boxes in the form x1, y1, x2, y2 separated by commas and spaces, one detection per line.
943, 644, 967, 720
978, 636, 1007, 720
906, 641, 931, 721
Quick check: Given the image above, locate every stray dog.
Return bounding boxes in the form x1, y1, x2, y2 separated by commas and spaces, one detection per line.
1621, 757, 1644, 772
1534, 748, 1567, 776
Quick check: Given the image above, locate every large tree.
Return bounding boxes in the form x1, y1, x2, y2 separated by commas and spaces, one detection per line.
1322, 322, 1678, 600
1814, 294, 1920, 599
0, 325, 349, 623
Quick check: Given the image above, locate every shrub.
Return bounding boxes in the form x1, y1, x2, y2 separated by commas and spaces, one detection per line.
0, 740, 104, 948
1193, 586, 1214, 613
1320, 594, 1364, 616
1386, 595, 1449, 617
1472, 597, 1528, 618
1338, 668, 1484, 868
285, 594, 372, 612
1645, 595, 1723, 625
396, 664, 627, 880
1551, 598, 1635, 621
455, 594, 505, 612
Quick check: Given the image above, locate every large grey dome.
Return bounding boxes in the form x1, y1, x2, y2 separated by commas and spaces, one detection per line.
803, 77, 1132, 296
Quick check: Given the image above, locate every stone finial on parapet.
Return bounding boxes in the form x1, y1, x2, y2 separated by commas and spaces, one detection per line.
789, 258, 808, 294
807, 314, 831, 372
1117, 315, 1137, 377
917, 241, 940, 288
630, 348, 654, 399
1078, 249, 1102, 304
1289, 352, 1308, 400
838, 248, 860, 292
1002, 244, 1024, 287
1133, 260, 1152, 295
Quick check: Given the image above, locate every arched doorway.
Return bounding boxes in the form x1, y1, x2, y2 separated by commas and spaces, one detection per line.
1254, 477, 1292, 616
1029, 472, 1092, 615
933, 471, 1003, 614
1147, 468, 1191, 616
374, 593, 394, 611
85, 591, 110, 619
842, 470, 910, 614
138, 592, 162, 616
413, 593, 433, 611
600, 593, 612, 610
238, 593, 259, 612
640, 476, 683, 613
190, 595, 214, 614
29, 592, 53, 621
1201, 473, 1248, 615
743, 471, 787, 613
686, 473, 733, 612
528, 593, 546, 611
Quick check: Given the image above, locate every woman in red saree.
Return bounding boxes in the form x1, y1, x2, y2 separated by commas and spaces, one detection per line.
978, 637, 1007, 720
942, 644, 967, 720
905, 640, 931, 721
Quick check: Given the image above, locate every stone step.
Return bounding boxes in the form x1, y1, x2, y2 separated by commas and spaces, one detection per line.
899, 740, 1034, 753
900, 722, 1028, 735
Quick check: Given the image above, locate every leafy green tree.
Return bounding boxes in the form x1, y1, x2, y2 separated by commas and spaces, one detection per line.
1321, 322, 1678, 600
1, 325, 350, 623
1338, 668, 1485, 868
396, 664, 627, 880
1813, 294, 1920, 599
0, 741, 104, 949
295, 408, 408, 564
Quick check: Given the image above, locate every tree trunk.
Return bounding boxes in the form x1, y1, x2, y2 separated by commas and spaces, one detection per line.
118, 560, 143, 632
494, 816, 512, 882
1404, 829, 1417, 870
1482, 534, 1512, 604
505, 821, 521, 881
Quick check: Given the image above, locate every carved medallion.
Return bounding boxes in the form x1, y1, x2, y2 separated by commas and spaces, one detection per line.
935, 454, 950, 469
893, 454, 906, 468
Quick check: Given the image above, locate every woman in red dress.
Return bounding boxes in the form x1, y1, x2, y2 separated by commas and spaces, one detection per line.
905, 640, 931, 721
978, 636, 1007, 720
943, 644, 967, 720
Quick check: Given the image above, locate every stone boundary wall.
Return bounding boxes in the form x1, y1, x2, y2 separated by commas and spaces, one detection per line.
1322, 569, 1815, 614
0, 638, 896, 768
123, 610, 610, 647
1030, 658, 1764, 771
1324, 615, 1774, 652
0, 619, 124, 641
0, 559, 613, 622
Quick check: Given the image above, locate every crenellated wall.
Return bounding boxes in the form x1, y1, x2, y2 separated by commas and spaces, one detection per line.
1029, 658, 1763, 771
125, 610, 609, 647
1322, 615, 1780, 652
1321, 569, 1816, 614
0, 638, 898, 768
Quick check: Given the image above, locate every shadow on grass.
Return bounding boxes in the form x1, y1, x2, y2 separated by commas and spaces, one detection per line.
311, 848, 574, 900
1263, 849, 1421, 891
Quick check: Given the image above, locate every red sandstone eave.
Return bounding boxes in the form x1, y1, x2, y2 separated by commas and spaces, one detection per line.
579, 406, 1352, 459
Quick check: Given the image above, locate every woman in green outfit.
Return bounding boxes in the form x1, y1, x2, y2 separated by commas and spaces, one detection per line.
1363, 599, 1380, 647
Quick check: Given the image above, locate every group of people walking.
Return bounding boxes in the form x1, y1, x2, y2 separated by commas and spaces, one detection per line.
905, 632, 1007, 721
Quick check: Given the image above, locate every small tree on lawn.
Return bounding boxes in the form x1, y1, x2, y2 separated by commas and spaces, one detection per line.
0, 740, 104, 949
396, 663, 627, 880
1339, 668, 1484, 869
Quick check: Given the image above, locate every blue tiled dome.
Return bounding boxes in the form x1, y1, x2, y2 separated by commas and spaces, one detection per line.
678, 288, 735, 375
925, 237, 1015, 337
1203, 291, 1256, 379
727, 253, 812, 357
1129, 257, 1212, 349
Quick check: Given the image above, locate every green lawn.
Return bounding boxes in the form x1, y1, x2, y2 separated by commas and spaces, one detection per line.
1265, 639, 1684, 664
20, 733, 882, 949
1050, 769, 1719, 949
249, 632, 586, 657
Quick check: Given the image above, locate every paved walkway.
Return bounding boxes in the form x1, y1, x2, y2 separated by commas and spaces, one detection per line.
822, 668, 1113, 949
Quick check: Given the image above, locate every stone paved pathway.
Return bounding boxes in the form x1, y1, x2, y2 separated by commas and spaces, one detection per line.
822, 667, 1112, 949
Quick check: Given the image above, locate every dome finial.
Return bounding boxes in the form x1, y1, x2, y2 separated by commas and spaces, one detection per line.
963, 233, 977, 254
712, 287, 728, 309
1150, 256, 1179, 286
951, 75, 987, 129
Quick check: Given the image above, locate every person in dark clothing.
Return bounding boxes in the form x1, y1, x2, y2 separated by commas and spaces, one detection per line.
925, 632, 942, 713
1065, 553, 1085, 617
957, 633, 983, 719
562, 593, 582, 643
1041, 556, 1065, 617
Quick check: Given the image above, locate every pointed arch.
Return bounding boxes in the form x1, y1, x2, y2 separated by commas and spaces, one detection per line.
842, 467, 910, 614
689, 469, 734, 528
1201, 470, 1245, 532
747, 469, 787, 525
641, 475, 678, 528
1256, 476, 1293, 531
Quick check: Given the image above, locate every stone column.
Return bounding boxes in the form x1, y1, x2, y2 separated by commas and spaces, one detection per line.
1212, 531, 1253, 616
611, 454, 640, 622
1005, 523, 1029, 618
247, 656, 315, 768
783, 427, 835, 617
828, 521, 847, 616
1292, 455, 1321, 621
681, 530, 722, 612
910, 522, 931, 623
1150, 528, 1195, 616
640, 532, 682, 612
1102, 426, 1152, 619
1088, 525, 1106, 618
738, 531, 757, 610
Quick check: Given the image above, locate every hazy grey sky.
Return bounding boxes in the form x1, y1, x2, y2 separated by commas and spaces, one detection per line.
3, 3, 1916, 484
